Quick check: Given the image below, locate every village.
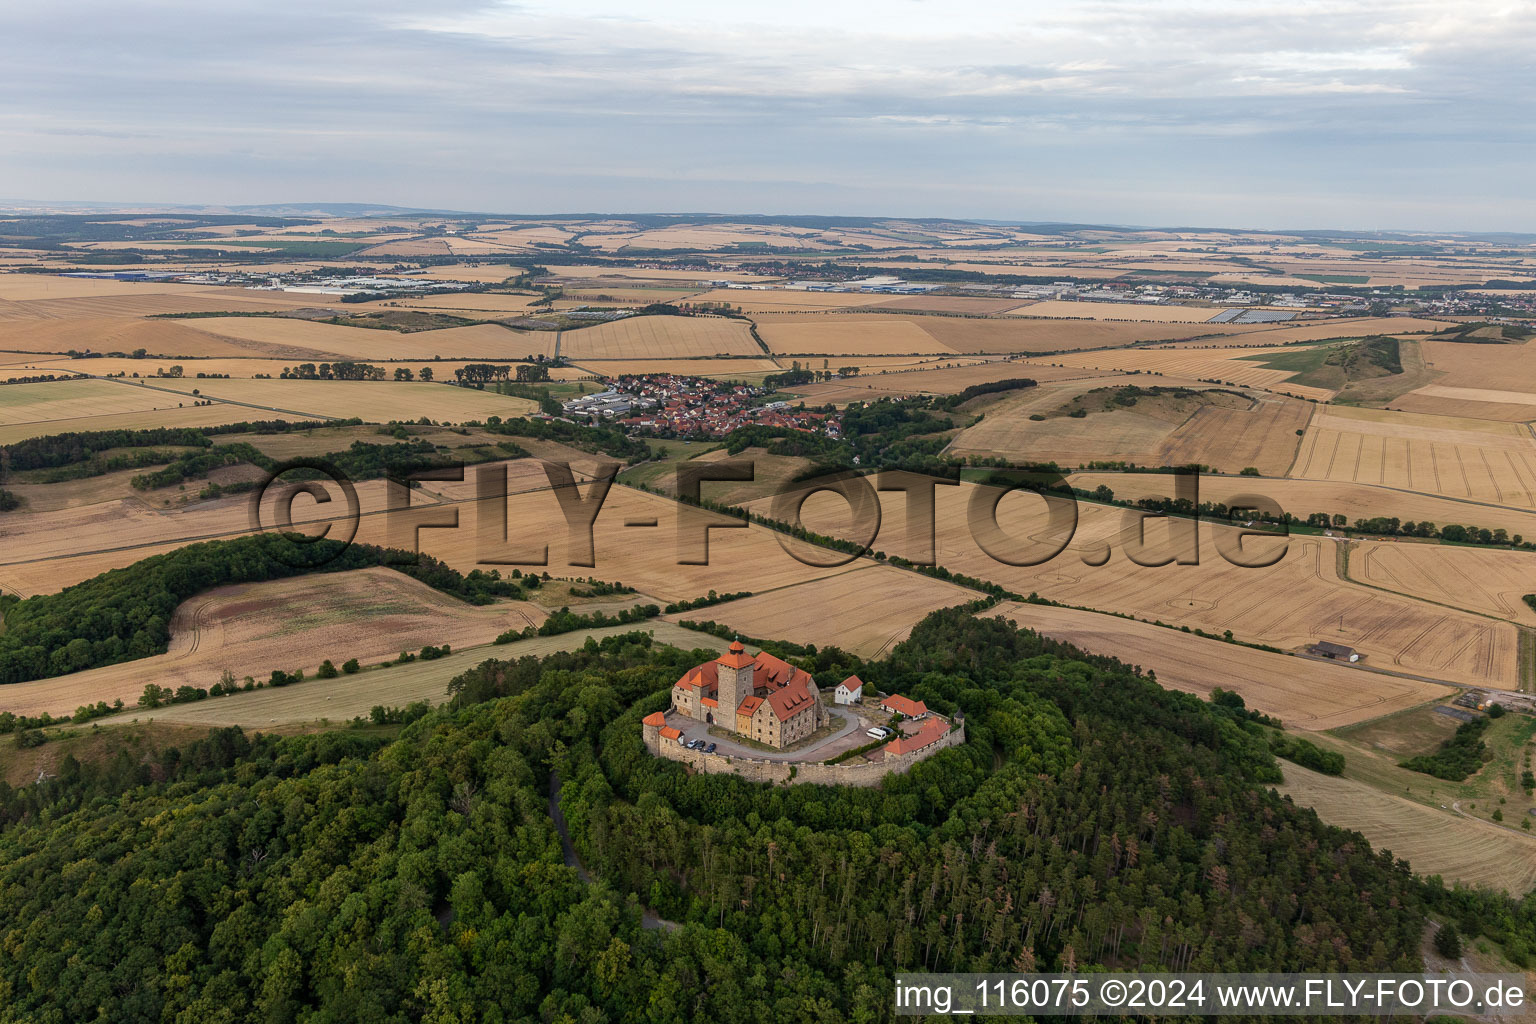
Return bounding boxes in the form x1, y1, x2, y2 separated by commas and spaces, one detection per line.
561, 372, 841, 438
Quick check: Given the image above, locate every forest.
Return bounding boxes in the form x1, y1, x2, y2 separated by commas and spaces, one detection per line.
8, 609, 1530, 1022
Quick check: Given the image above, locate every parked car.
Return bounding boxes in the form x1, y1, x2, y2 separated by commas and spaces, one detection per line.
705, 742, 717, 754
866, 726, 892, 740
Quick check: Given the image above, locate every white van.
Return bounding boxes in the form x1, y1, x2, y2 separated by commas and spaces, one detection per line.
866, 726, 892, 740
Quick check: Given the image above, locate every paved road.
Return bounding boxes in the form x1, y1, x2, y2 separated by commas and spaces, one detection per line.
549, 771, 679, 932
670, 703, 862, 762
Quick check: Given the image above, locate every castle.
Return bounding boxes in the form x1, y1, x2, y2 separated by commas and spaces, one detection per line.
668, 640, 828, 749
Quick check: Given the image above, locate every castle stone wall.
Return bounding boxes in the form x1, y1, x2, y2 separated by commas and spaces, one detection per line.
644, 720, 965, 787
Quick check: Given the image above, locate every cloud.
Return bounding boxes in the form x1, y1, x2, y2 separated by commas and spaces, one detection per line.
0, 0, 1532, 228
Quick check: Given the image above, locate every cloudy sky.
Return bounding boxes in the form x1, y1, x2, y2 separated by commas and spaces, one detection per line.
3, 0, 1533, 230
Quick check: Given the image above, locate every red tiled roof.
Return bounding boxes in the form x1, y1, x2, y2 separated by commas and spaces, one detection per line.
883, 718, 947, 757
660, 726, 682, 740
880, 695, 928, 717
765, 683, 815, 722
642, 712, 666, 727
675, 649, 820, 722
837, 675, 863, 692
701, 697, 718, 708
716, 639, 754, 670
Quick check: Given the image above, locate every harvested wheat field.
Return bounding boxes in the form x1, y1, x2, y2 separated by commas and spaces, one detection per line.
559, 315, 761, 359
756, 316, 956, 356
1350, 541, 1536, 624
5, 356, 561, 382
0, 568, 542, 718
985, 601, 1450, 729
786, 362, 1115, 404
947, 384, 1262, 468
89, 622, 733, 729
0, 377, 222, 427
576, 358, 782, 378
1392, 385, 1536, 422
1033, 346, 1337, 400
342, 483, 859, 605
683, 564, 979, 658
674, 290, 891, 311
1156, 394, 1314, 474
1165, 316, 1453, 348
1419, 338, 1536, 392
1391, 340, 1536, 420
1290, 405, 1536, 507
0, 314, 292, 358
0, 287, 310, 325
1278, 763, 1536, 895
352, 292, 543, 314
1008, 300, 1228, 322
2, 469, 876, 606
179, 316, 557, 360
866, 296, 1025, 315
753, 313, 1261, 356
750, 482, 1520, 688
0, 460, 569, 595
1066, 472, 1536, 539
146, 378, 538, 423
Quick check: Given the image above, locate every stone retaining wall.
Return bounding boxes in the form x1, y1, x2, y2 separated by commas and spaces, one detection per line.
643, 719, 965, 787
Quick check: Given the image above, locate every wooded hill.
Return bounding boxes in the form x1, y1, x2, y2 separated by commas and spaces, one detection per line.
7, 609, 1522, 1022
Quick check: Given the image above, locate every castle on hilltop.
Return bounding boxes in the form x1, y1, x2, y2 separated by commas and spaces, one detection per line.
667, 640, 829, 749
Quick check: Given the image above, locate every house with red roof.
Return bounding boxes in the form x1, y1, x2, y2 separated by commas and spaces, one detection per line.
879, 694, 928, 719
882, 717, 948, 758
670, 640, 828, 749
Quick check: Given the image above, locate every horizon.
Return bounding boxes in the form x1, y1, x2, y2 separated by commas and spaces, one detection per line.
3, 201, 1534, 240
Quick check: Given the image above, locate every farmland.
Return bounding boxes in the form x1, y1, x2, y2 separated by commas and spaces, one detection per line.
1290, 406, 1536, 507
946, 383, 1310, 473
142, 377, 539, 423
984, 601, 1451, 729
0, 402, 305, 446
1277, 763, 1536, 895
748, 481, 1522, 688
558, 315, 762, 359
176, 316, 558, 360
0, 378, 208, 427
1029, 344, 1340, 400
1349, 541, 1536, 624
88, 621, 733, 728
1066, 472, 1536, 539
0, 568, 537, 718
679, 564, 980, 657
1008, 299, 1229, 322
755, 316, 957, 355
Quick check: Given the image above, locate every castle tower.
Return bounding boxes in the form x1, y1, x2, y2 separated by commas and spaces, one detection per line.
641, 711, 665, 753
714, 640, 755, 719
